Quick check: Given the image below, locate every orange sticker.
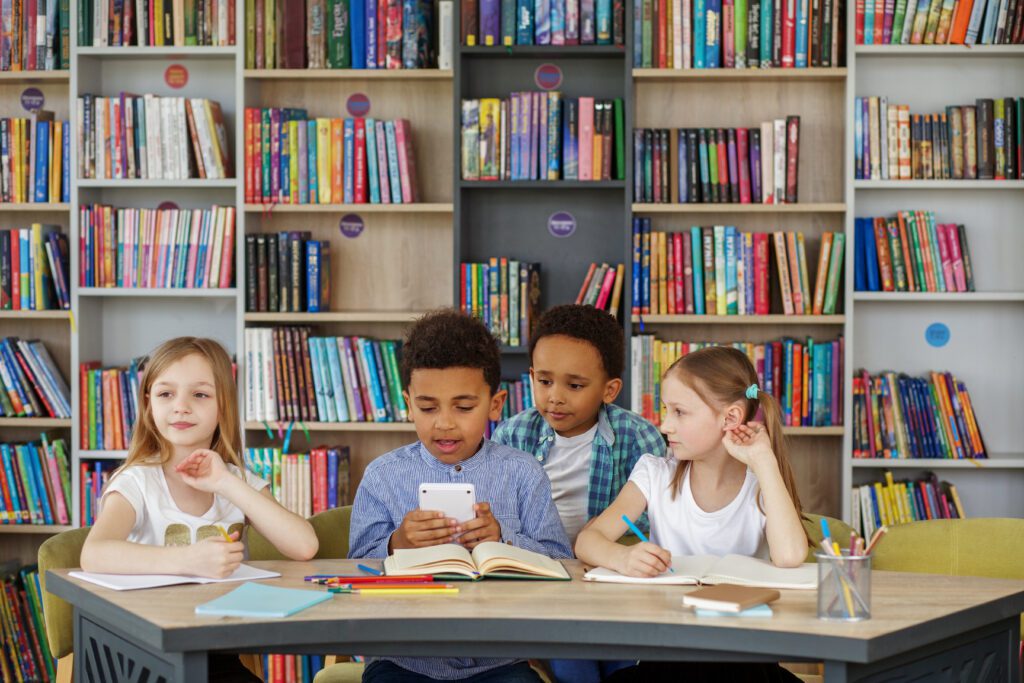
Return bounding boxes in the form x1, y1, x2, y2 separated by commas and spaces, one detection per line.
165, 64, 189, 89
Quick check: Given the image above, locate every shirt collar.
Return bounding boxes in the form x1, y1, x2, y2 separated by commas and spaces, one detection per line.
416, 438, 491, 472
536, 403, 616, 448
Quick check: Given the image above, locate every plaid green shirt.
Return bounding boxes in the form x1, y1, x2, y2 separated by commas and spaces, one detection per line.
492, 403, 666, 532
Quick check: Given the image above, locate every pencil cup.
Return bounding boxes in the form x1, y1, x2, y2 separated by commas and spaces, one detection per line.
815, 551, 871, 621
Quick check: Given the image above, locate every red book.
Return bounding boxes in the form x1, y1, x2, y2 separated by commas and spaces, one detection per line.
244, 109, 254, 203
673, 232, 685, 312
785, 116, 800, 204
781, 0, 797, 67
394, 119, 419, 203
716, 130, 729, 200
462, 0, 479, 44
10, 229, 20, 309
753, 232, 770, 313
218, 207, 236, 288
855, 0, 865, 43
281, 5, 307, 68
26, 0, 36, 70
771, 341, 783, 402
658, 0, 668, 67
378, 0, 388, 67
737, 128, 751, 203
665, 236, 676, 313
595, 266, 618, 310
682, 233, 695, 314
791, 344, 802, 426
354, 118, 368, 203
576, 263, 597, 303
229, 0, 237, 46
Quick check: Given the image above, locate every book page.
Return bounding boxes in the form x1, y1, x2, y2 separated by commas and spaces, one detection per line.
471, 542, 570, 579
385, 543, 477, 577
581, 555, 719, 585
68, 563, 280, 591
702, 554, 817, 589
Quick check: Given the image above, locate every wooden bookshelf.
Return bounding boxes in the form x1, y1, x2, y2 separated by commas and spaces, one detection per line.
244, 311, 429, 323
0, 202, 72, 211
244, 422, 415, 433
632, 67, 848, 81
632, 202, 847, 213
0, 70, 69, 82
633, 315, 847, 325
243, 69, 453, 80
0, 418, 73, 428
0, 525, 76, 535
0, 310, 71, 319
242, 203, 453, 213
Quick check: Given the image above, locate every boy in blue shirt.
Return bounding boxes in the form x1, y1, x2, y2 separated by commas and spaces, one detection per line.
349, 309, 572, 683
492, 305, 665, 683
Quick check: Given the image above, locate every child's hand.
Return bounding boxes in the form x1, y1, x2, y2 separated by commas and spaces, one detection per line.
175, 449, 230, 493
722, 421, 774, 468
458, 502, 501, 550
619, 542, 672, 578
187, 532, 244, 578
391, 510, 460, 550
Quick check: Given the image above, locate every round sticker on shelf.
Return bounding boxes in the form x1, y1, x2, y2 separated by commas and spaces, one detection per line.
346, 93, 371, 118
20, 88, 44, 112
340, 214, 365, 238
925, 322, 950, 348
534, 63, 563, 90
548, 211, 576, 238
165, 64, 189, 89
157, 201, 180, 211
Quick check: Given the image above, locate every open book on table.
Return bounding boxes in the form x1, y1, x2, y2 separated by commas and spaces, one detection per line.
69, 564, 281, 591
583, 554, 816, 589
384, 542, 570, 580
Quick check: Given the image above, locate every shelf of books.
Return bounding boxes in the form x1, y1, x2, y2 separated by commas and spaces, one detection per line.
238, 0, 456, 504
845, 1, 1024, 531
629, 0, 850, 516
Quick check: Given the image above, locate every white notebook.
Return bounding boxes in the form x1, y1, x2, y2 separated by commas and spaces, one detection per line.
583, 554, 817, 590
69, 563, 281, 591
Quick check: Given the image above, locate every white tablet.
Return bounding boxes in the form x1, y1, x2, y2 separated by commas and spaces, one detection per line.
418, 482, 477, 524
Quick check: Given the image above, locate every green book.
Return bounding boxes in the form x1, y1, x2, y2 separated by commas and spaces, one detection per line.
885, 220, 907, 291
823, 232, 845, 314
735, 0, 748, 67
87, 370, 97, 449
904, 212, 927, 292
890, 0, 910, 43
265, 0, 277, 68
246, 0, 256, 67
327, 0, 352, 68
642, 0, 653, 67
184, 0, 197, 45
60, 0, 70, 67
924, 212, 946, 291
16, 447, 40, 523
614, 98, 625, 181
382, 341, 407, 421
707, 131, 719, 202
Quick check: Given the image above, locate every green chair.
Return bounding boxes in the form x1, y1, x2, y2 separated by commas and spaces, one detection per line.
870, 518, 1024, 632
37, 526, 92, 683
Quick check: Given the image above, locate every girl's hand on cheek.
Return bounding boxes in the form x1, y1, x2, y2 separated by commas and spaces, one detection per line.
722, 422, 774, 468
176, 449, 230, 493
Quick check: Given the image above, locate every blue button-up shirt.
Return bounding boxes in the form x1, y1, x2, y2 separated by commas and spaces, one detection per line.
349, 439, 572, 679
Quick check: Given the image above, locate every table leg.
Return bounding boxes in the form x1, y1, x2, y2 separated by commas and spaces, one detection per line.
73, 607, 208, 683
823, 616, 1020, 682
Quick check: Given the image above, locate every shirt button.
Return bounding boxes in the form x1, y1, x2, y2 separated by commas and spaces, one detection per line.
454, 465, 462, 472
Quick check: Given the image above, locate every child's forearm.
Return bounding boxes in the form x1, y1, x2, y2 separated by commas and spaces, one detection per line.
221, 478, 319, 560
574, 528, 631, 573
80, 540, 192, 575
752, 456, 807, 567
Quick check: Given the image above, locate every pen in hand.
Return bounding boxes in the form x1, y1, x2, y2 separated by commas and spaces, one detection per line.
621, 514, 675, 574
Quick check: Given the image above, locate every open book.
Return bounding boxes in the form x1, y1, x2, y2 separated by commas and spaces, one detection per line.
69, 564, 281, 591
384, 542, 570, 580
583, 554, 816, 589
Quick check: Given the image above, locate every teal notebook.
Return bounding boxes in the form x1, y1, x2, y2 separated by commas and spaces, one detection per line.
694, 604, 774, 618
195, 582, 333, 618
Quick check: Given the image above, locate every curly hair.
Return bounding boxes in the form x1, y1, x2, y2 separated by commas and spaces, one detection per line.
528, 304, 624, 379
400, 309, 502, 393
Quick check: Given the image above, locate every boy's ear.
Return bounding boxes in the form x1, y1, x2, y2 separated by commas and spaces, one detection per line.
488, 389, 508, 421
722, 402, 745, 429
402, 390, 411, 413
602, 377, 623, 403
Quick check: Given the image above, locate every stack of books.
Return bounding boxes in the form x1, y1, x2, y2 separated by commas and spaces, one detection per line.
0, 434, 71, 526
0, 338, 72, 419
244, 446, 351, 517
459, 259, 541, 347
0, 226, 71, 310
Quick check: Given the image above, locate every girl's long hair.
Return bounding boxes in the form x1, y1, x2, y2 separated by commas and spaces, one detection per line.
120, 337, 243, 473
663, 346, 803, 516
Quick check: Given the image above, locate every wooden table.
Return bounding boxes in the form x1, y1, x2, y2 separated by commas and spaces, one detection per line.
48, 560, 1024, 682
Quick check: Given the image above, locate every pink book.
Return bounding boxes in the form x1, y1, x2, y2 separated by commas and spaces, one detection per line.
203, 211, 217, 287
754, 232, 770, 314
737, 127, 751, 203
154, 212, 168, 288
578, 97, 595, 181
122, 210, 134, 287
538, 94, 549, 178
145, 210, 158, 288
945, 223, 967, 292
375, 120, 391, 204
673, 232, 685, 309
681, 0, 691, 67
218, 207, 236, 288
935, 222, 954, 293
394, 119, 419, 203
566, 0, 580, 43
44, 446, 69, 524
530, 92, 540, 180
862, 370, 877, 458
594, 266, 617, 310
185, 209, 202, 288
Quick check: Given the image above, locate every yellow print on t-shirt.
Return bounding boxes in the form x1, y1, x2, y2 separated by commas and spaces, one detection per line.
164, 522, 244, 546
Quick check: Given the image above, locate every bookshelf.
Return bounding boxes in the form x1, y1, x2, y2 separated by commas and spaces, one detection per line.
0, 36, 73, 564
844, 27, 1024, 521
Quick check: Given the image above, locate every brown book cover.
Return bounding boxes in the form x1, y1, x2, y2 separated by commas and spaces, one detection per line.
682, 232, 695, 314
183, 98, 207, 178
975, 99, 994, 179
948, 106, 964, 179
207, 101, 234, 178
271, 328, 289, 421
279, 0, 306, 68
307, 0, 326, 68
702, 227, 716, 313
669, 128, 680, 204
683, 584, 781, 613
281, 327, 300, 422
462, 0, 478, 45
962, 106, 977, 179
921, 114, 934, 180
874, 217, 895, 292
298, 326, 318, 422
785, 116, 799, 203
255, 234, 268, 311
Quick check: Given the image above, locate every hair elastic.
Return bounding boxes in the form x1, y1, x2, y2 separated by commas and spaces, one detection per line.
745, 383, 760, 400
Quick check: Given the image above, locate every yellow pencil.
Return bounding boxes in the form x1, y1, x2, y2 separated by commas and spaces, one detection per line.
217, 526, 233, 542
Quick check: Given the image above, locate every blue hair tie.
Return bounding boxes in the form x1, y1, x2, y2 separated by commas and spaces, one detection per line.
745, 383, 759, 400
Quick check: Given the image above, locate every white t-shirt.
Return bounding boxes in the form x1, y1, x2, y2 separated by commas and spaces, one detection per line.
101, 461, 269, 547
543, 423, 597, 541
628, 454, 769, 560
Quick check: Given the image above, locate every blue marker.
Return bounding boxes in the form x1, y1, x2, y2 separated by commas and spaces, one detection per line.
357, 563, 383, 576
621, 514, 674, 573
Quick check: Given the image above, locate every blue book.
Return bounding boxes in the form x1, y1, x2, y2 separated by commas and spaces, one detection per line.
352, 0, 367, 68
795, 0, 808, 67
596, 0, 611, 42
327, 449, 339, 508
324, 341, 350, 421
724, 226, 737, 314
27, 443, 54, 524
694, 0, 707, 67
306, 241, 322, 312
34, 121, 49, 202
981, 0, 1000, 43
384, 121, 403, 203
307, 120, 319, 203
633, 0, 642, 65
695, 604, 774, 617
550, 0, 565, 42
704, 0, 720, 67
763, 341, 773, 396
759, 0, 772, 65
535, 0, 551, 42
359, 339, 389, 421
195, 583, 333, 618
1, 445, 24, 518
343, 119, 355, 203
691, 227, 705, 315
93, 370, 103, 447
631, 218, 641, 312
482, 263, 491, 331
516, 0, 534, 44
195, 213, 210, 288
365, 118, 381, 203
366, 0, 378, 67
371, 341, 395, 419
640, 218, 651, 313
854, 217, 867, 291
308, 338, 332, 421
62, 121, 70, 201
15, 446, 42, 522
861, 217, 881, 291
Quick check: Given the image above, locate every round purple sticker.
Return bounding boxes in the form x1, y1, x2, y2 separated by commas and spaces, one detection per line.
157, 201, 180, 211
346, 93, 371, 118
534, 63, 563, 91
340, 214, 365, 238
548, 211, 576, 238
20, 87, 44, 113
